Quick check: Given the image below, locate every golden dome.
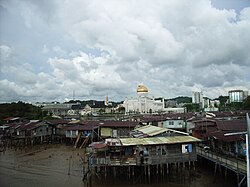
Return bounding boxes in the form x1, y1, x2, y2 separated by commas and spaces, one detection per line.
137, 84, 148, 93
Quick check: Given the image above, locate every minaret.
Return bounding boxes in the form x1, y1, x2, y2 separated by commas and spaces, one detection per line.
105, 95, 109, 106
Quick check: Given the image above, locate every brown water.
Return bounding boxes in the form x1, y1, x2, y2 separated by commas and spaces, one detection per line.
0, 145, 237, 187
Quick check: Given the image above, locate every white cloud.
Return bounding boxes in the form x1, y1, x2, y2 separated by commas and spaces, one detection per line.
42, 45, 49, 54
0, 45, 14, 68
0, 0, 250, 102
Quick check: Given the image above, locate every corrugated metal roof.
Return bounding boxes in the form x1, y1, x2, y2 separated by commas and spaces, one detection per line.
120, 136, 200, 146
68, 120, 81, 124
135, 125, 167, 136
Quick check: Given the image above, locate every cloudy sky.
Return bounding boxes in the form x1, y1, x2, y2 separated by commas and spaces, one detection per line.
0, 0, 250, 103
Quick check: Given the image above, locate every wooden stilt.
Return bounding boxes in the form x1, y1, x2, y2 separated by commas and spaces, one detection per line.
156, 164, 158, 182
128, 166, 131, 183
167, 163, 169, 174
113, 166, 116, 179
104, 166, 107, 181
148, 165, 150, 184
161, 164, 164, 177
213, 162, 218, 183
225, 168, 227, 180
132, 166, 134, 182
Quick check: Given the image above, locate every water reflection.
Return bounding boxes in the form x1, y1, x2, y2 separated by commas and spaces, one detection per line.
0, 145, 237, 187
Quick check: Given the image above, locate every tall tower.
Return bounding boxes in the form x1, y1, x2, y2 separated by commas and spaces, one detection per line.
192, 91, 204, 109
105, 95, 109, 106
192, 91, 203, 104
228, 90, 244, 103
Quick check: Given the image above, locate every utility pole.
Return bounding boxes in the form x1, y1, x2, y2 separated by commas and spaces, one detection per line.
247, 113, 250, 187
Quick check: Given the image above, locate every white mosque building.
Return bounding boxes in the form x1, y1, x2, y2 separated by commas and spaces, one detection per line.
123, 84, 186, 114
123, 84, 164, 114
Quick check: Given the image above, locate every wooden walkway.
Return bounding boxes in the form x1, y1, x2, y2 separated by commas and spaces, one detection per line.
197, 147, 246, 174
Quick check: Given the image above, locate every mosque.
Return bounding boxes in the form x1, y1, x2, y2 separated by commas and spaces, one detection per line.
123, 84, 165, 114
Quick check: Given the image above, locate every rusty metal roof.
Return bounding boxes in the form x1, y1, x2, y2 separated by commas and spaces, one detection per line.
119, 136, 200, 146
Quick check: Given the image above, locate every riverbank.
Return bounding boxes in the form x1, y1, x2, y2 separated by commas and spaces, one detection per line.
0, 145, 238, 187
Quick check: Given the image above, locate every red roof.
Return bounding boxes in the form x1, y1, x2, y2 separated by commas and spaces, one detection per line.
3, 117, 14, 121
46, 119, 69, 125
216, 119, 246, 131
63, 125, 87, 131
63, 121, 138, 131
207, 131, 245, 142
19, 123, 32, 131
192, 118, 247, 142
92, 143, 107, 149
142, 113, 194, 123
82, 120, 138, 128
98, 121, 138, 128
19, 121, 42, 131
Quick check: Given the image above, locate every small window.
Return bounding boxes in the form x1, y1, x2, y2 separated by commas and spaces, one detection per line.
162, 148, 166, 155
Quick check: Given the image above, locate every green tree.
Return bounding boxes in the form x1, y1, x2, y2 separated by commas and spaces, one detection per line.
243, 96, 250, 110
184, 103, 200, 112
0, 101, 47, 121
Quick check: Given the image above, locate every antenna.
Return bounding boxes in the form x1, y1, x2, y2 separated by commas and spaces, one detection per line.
73, 90, 75, 101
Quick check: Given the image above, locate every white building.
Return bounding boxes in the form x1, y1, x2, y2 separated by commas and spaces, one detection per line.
192, 91, 204, 108
192, 91, 203, 104
228, 90, 248, 103
123, 84, 165, 114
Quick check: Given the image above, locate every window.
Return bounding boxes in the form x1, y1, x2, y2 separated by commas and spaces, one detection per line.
169, 121, 174, 125
182, 144, 192, 153
72, 130, 76, 136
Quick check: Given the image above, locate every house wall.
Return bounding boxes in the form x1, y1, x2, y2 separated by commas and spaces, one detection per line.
32, 125, 52, 137
163, 119, 185, 129
186, 122, 195, 134
100, 127, 133, 138
92, 142, 197, 166
66, 130, 79, 138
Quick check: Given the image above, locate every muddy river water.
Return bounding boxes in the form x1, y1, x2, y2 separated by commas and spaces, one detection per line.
0, 145, 238, 187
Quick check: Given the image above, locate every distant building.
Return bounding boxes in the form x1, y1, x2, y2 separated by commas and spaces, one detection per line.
192, 91, 203, 104
203, 98, 220, 112
42, 103, 81, 116
123, 84, 185, 114
83, 101, 112, 115
123, 84, 165, 114
192, 91, 204, 109
228, 90, 248, 103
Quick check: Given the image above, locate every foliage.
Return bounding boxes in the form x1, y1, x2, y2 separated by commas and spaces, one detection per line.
183, 103, 200, 112
243, 96, 250, 110
227, 102, 243, 111
168, 96, 192, 104
117, 106, 125, 113
0, 101, 47, 122
64, 100, 122, 107
216, 95, 229, 106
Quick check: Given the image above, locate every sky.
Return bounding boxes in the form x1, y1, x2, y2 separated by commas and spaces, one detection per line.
0, 0, 250, 103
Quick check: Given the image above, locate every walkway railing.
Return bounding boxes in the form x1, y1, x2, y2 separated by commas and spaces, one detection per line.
197, 147, 247, 174
91, 152, 197, 166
